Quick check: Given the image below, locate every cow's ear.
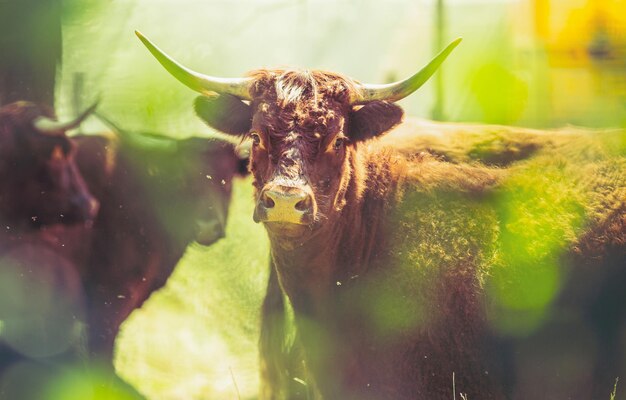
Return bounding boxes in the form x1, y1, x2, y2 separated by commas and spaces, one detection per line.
348, 101, 404, 142
194, 95, 252, 136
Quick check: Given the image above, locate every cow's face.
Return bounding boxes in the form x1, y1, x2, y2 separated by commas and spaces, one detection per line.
0, 102, 99, 228
195, 71, 403, 237
178, 138, 243, 245
248, 73, 352, 235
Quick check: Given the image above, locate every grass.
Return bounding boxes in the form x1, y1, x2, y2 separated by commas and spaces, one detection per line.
115, 178, 269, 400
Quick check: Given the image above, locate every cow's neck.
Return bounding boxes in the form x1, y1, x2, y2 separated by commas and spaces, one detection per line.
268, 220, 343, 315
268, 146, 401, 317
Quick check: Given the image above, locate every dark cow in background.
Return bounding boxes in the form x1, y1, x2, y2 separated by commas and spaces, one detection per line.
139, 31, 626, 400
0, 101, 100, 399
73, 114, 246, 375
0, 100, 245, 398
0, 101, 98, 230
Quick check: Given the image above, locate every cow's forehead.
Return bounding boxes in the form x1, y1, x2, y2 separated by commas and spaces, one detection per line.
249, 69, 353, 135
249, 69, 355, 101
253, 98, 344, 135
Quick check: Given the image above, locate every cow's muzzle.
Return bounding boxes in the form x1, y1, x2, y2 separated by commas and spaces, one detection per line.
254, 184, 315, 225
195, 218, 226, 246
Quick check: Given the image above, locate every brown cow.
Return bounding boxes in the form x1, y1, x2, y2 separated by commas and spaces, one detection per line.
138, 32, 626, 400
0, 101, 100, 397
0, 101, 98, 229
0, 101, 99, 270
73, 115, 246, 372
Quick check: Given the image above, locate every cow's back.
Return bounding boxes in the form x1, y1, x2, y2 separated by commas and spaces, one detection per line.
361, 128, 626, 399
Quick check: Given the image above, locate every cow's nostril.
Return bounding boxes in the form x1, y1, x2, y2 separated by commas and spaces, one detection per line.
295, 197, 311, 212
262, 192, 275, 209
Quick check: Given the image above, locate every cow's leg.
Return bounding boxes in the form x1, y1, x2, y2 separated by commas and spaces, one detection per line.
259, 259, 313, 400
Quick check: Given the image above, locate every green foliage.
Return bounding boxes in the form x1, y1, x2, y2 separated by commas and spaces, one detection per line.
470, 62, 529, 125
42, 365, 141, 400
610, 378, 619, 400
0, 362, 141, 400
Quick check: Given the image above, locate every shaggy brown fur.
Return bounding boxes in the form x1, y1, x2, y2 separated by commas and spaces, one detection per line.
195, 69, 626, 399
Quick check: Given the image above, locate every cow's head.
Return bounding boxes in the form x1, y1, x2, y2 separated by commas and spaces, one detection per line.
91, 112, 247, 246
160, 136, 245, 246
0, 101, 99, 228
137, 31, 460, 238
192, 72, 406, 239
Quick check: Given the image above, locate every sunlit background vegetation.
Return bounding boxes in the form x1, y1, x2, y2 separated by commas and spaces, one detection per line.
54, 0, 626, 130
1, 0, 625, 399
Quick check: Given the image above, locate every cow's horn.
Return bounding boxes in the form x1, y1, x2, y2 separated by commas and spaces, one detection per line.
351, 38, 462, 105
33, 100, 99, 135
94, 111, 179, 153
135, 31, 253, 100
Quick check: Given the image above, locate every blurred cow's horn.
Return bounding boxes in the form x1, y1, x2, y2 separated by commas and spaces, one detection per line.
135, 30, 253, 100
33, 101, 99, 135
94, 111, 178, 153
351, 38, 462, 105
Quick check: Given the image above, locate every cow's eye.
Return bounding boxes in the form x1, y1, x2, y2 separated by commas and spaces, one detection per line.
250, 132, 261, 146
333, 137, 345, 150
